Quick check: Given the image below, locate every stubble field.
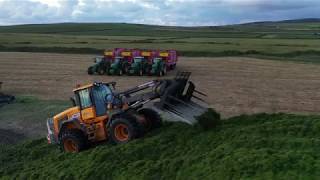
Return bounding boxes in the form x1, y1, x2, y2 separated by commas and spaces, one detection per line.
1, 52, 320, 118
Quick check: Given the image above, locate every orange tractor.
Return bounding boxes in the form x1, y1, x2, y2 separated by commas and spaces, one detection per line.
47, 72, 207, 152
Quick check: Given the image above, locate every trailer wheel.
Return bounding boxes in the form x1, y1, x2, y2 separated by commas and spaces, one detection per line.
109, 116, 142, 144
59, 129, 87, 153
138, 108, 162, 132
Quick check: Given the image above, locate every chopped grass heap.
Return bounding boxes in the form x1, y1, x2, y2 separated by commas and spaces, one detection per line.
196, 108, 221, 130
1, 113, 320, 179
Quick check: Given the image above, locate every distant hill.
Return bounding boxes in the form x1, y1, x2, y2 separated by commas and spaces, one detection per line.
0, 18, 319, 37
242, 18, 320, 25
0, 18, 319, 61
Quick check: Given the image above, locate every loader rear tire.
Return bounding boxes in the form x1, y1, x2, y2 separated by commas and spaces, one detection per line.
138, 108, 162, 132
109, 115, 142, 145
60, 129, 87, 153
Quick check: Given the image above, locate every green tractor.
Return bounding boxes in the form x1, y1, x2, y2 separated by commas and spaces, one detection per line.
150, 57, 167, 76
127, 57, 150, 76
108, 57, 128, 76
87, 57, 111, 75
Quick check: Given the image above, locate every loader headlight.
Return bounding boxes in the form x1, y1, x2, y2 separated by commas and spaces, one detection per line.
46, 118, 57, 144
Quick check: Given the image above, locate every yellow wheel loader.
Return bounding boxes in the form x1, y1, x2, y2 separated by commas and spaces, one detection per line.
46, 72, 208, 152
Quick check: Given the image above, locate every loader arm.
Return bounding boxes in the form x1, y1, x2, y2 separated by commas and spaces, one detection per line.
114, 72, 208, 124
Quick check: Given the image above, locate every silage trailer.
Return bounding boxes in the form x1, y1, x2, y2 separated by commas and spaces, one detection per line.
158, 50, 178, 70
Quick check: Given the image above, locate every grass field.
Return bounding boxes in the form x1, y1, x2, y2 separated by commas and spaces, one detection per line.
0, 96, 69, 144
1, 112, 320, 179
0, 19, 320, 62
1, 97, 320, 179
1, 19, 320, 179
3, 52, 320, 118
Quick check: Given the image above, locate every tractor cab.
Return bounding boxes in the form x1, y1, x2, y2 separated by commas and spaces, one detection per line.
151, 57, 166, 76
87, 56, 111, 75
128, 57, 149, 76
133, 57, 145, 63
94, 57, 103, 63
152, 57, 163, 63
109, 57, 127, 75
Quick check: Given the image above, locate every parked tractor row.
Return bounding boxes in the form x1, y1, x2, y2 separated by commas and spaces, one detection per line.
87, 48, 178, 76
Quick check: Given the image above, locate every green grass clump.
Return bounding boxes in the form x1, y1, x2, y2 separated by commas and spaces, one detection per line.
1, 113, 320, 179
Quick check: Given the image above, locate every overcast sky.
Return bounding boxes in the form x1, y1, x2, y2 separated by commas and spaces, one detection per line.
0, 0, 319, 26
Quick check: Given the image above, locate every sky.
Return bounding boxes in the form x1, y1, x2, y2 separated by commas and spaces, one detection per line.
0, 0, 319, 26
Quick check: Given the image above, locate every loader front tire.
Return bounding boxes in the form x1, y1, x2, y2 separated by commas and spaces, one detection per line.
60, 129, 87, 153
138, 108, 162, 132
109, 116, 142, 144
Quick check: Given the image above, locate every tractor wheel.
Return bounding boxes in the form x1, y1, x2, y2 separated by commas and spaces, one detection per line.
87, 67, 93, 75
59, 129, 87, 153
158, 70, 163, 77
109, 115, 142, 144
138, 108, 162, 132
98, 68, 105, 75
124, 66, 129, 74
163, 66, 167, 75
119, 69, 123, 76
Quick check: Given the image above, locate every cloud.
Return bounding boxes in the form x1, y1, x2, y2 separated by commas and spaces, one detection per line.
0, 0, 319, 26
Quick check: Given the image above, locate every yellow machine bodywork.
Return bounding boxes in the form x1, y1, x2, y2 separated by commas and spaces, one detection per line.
48, 83, 110, 144
47, 72, 207, 153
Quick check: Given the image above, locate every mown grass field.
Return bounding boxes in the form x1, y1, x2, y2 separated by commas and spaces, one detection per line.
0, 19, 320, 62
0, 96, 69, 144
1, 112, 320, 179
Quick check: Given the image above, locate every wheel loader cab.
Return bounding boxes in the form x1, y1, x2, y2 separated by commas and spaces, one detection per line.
74, 83, 114, 120
47, 82, 116, 146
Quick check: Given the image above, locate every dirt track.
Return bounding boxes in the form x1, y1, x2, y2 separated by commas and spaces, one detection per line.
1, 52, 320, 118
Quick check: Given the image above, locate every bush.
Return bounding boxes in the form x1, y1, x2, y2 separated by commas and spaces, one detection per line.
196, 108, 221, 130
